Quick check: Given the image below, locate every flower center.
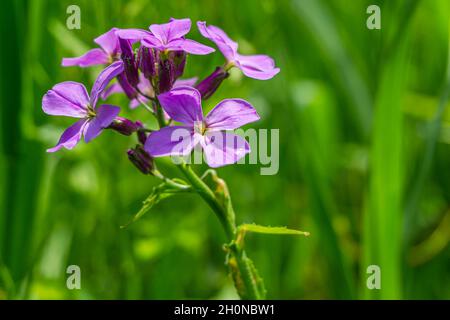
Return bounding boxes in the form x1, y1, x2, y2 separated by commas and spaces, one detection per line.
87, 104, 96, 118
224, 60, 236, 71
194, 121, 206, 135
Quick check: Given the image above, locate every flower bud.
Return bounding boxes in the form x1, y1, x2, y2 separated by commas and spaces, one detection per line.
170, 50, 187, 79
117, 73, 137, 100
127, 145, 154, 175
108, 117, 139, 136
138, 46, 159, 79
135, 121, 148, 144
119, 38, 139, 87
158, 57, 175, 93
196, 67, 229, 100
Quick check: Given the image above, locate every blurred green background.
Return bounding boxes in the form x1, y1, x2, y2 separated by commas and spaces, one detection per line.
1, 0, 449, 299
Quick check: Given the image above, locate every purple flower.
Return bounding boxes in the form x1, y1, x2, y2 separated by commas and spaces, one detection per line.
197, 22, 280, 80
42, 61, 124, 152
116, 18, 215, 55
144, 87, 259, 167
62, 28, 121, 67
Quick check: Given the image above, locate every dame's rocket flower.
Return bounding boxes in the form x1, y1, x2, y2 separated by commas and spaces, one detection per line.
116, 18, 215, 56
62, 28, 122, 67
143, 18, 214, 55
42, 61, 124, 152
197, 22, 280, 80
145, 87, 259, 167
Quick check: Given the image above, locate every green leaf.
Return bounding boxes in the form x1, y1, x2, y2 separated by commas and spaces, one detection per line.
236, 224, 309, 248
238, 224, 310, 236
121, 181, 189, 228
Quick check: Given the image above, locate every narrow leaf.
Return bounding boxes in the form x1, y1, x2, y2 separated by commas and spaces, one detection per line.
121, 182, 189, 228
238, 224, 310, 236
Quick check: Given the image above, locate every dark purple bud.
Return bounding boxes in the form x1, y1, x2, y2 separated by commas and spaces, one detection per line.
127, 145, 154, 175
158, 57, 175, 93
117, 73, 137, 100
108, 117, 139, 136
170, 50, 187, 79
138, 46, 159, 79
135, 121, 148, 144
196, 67, 229, 100
119, 38, 139, 87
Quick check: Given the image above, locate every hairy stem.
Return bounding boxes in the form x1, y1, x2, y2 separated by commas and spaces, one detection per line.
155, 103, 166, 128
229, 244, 263, 299
178, 163, 235, 239
178, 163, 262, 299
152, 90, 166, 128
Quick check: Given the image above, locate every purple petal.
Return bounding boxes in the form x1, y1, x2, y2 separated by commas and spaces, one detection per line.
157, 87, 203, 125
163, 39, 185, 51
84, 104, 120, 142
100, 83, 124, 100
94, 28, 120, 55
47, 119, 87, 152
197, 21, 237, 61
177, 39, 215, 55
115, 28, 152, 41
90, 61, 124, 107
129, 75, 152, 109
136, 73, 153, 94
173, 77, 198, 88
42, 82, 89, 118
202, 131, 250, 168
129, 98, 142, 109
141, 35, 164, 49
61, 48, 110, 67
117, 72, 138, 99
236, 54, 280, 80
150, 18, 191, 44
144, 125, 196, 157
205, 99, 260, 130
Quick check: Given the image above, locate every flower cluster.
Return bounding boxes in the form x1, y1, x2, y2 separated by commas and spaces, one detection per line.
43, 18, 279, 169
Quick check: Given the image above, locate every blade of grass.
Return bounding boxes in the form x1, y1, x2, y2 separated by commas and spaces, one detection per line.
404, 18, 450, 239
292, 0, 372, 140
292, 81, 355, 299
362, 35, 409, 301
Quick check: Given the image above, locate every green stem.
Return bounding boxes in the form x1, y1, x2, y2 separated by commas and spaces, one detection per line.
178, 163, 235, 239
229, 244, 262, 299
153, 100, 166, 128
178, 164, 261, 299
